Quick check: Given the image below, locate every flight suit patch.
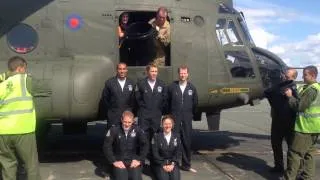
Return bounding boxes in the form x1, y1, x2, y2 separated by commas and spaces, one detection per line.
131, 129, 136, 137
106, 130, 110, 137
128, 84, 133, 91
173, 138, 177, 146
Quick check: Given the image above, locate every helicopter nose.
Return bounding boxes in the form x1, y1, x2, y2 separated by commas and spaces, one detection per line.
252, 47, 288, 89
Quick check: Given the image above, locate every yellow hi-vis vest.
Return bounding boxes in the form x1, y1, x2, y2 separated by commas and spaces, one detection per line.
295, 82, 320, 133
0, 72, 7, 83
297, 83, 305, 93
0, 73, 36, 134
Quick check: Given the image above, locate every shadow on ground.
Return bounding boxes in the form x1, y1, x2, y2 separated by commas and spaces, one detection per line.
216, 152, 281, 180
192, 129, 270, 151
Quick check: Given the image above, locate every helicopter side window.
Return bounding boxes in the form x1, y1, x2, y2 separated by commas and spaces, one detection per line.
216, 18, 243, 46
6, 23, 38, 54
224, 51, 255, 78
118, 11, 171, 67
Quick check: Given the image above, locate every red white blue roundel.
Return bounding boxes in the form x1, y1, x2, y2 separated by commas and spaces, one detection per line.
66, 14, 83, 31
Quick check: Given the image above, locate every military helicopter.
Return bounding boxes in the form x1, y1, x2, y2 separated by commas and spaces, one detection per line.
0, 0, 287, 134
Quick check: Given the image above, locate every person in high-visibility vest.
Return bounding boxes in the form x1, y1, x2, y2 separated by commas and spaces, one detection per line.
0, 56, 41, 180
284, 65, 320, 180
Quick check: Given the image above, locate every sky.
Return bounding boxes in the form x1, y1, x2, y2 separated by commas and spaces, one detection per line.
234, 0, 320, 80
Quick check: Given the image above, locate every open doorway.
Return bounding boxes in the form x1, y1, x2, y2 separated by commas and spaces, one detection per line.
118, 11, 171, 66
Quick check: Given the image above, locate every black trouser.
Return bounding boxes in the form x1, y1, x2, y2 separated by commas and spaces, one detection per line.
139, 115, 161, 162
154, 165, 180, 180
107, 110, 122, 130
271, 120, 294, 169
173, 113, 193, 169
139, 116, 161, 142
113, 166, 142, 180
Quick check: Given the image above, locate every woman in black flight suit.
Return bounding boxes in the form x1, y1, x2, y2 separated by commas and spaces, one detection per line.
152, 115, 181, 180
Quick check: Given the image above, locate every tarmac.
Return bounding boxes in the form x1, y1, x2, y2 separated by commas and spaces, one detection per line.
37, 99, 320, 180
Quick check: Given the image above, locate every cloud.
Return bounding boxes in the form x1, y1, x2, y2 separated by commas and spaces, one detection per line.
268, 33, 320, 67
250, 27, 278, 49
235, 1, 320, 68
269, 45, 285, 54
235, 0, 320, 80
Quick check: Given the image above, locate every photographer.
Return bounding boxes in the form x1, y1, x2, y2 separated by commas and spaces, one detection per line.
264, 68, 298, 173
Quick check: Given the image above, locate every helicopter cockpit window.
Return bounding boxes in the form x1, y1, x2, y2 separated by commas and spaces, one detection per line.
118, 11, 171, 67
225, 51, 255, 78
238, 17, 255, 45
226, 20, 243, 45
6, 23, 38, 54
216, 19, 228, 45
216, 18, 243, 46
254, 53, 282, 88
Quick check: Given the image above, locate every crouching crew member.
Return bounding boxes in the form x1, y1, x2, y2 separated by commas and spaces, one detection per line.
103, 111, 148, 180
152, 115, 181, 180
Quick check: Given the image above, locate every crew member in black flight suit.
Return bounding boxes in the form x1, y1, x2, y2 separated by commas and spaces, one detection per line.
103, 111, 148, 180
135, 63, 167, 142
152, 115, 181, 180
101, 62, 135, 130
167, 65, 198, 173
264, 68, 298, 173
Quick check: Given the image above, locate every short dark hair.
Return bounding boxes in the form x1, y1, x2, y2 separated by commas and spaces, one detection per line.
161, 114, 175, 127
117, 62, 127, 69
178, 64, 189, 73
8, 56, 27, 72
304, 65, 318, 78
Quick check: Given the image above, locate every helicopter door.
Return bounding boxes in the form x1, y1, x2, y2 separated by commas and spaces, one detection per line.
117, 11, 173, 82
171, 11, 209, 102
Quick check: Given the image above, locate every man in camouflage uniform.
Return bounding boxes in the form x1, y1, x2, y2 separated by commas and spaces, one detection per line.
149, 7, 170, 66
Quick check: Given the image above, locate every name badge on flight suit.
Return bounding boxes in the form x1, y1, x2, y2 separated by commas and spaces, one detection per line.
188, 89, 193, 96
173, 138, 177, 146
157, 86, 162, 93
128, 84, 133, 91
130, 129, 136, 137
106, 130, 111, 137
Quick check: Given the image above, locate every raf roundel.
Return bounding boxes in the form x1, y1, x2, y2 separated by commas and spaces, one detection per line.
66, 14, 83, 31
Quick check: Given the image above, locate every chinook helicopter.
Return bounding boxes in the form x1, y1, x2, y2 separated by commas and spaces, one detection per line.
0, 0, 287, 134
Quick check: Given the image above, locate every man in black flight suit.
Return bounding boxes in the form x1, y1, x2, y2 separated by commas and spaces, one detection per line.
264, 68, 298, 173
101, 62, 135, 130
135, 63, 167, 142
103, 111, 148, 180
168, 65, 198, 173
